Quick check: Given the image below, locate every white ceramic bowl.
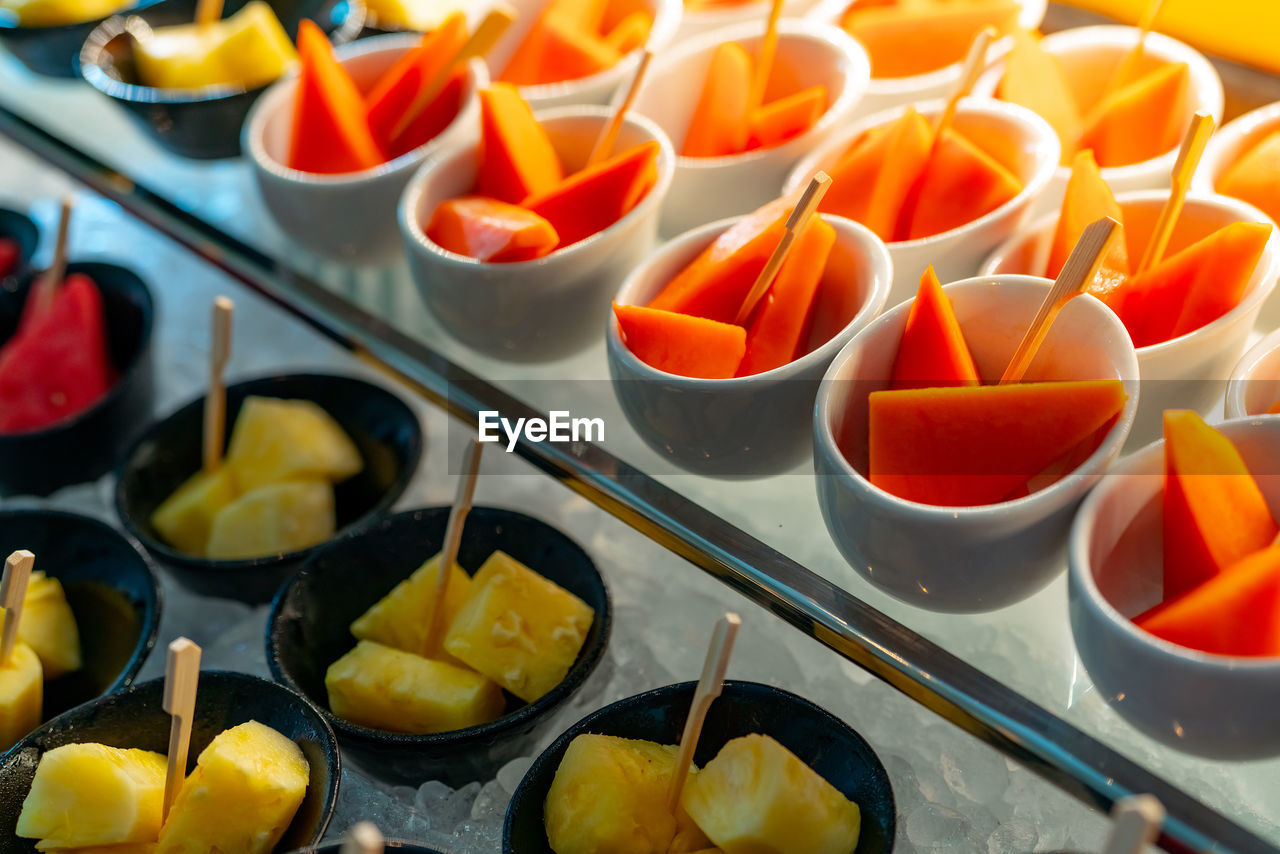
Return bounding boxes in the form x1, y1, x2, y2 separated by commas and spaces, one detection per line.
486, 0, 682, 109
244, 34, 486, 263
607, 213, 891, 476
807, 0, 1046, 119
982, 190, 1280, 444
400, 107, 675, 361
1225, 327, 1280, 420
629, 18, 869, 237
814, 276, 1139, 612
785, 98, 1060, 307
1196, 98, 1280, 214
973, 25, 1225, 217
1069, 417, 1280, 759
676, 0, 813, 42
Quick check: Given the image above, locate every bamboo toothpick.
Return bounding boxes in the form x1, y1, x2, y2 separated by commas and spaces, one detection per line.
733, 173, 832, 325
747, 0, 785, 110
932, 26, 997, 140
30, 197, 73, 320
586, 50, 654, 167
1105, 0, 1165, 99
1135, 112, 1215, 274
999, 217, 1121, 385
1, 550, 34, 667
162, 637, 201, 820
667, 612, 741, 812
341, 822, 385, 854
202, 297, 234, 474
389, 6, 516, 143
424, 439, 484, 654
1102, 795, 1165, 854
195, 0, 224, 26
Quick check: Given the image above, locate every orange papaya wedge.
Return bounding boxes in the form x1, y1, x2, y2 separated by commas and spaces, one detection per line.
363, 13, 467, 157
997, 29, 1082, 163
614, 302, 746, 378
900, 127, 1024, 241
747, 85, 827, 151
288, 20, 384, 174
1217, 130, 1280, 226
841, 0, 1020, 79
890, 266, 980, 390
476, 83, 564, 204
1050, 149, 1129, 290
425, 196, 560, 263
1080, 62, 1190, 168
523, 140, 660, 246
682, 41, 754, 158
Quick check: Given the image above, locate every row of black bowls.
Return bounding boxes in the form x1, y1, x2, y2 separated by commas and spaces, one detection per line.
1, 0, 363, 159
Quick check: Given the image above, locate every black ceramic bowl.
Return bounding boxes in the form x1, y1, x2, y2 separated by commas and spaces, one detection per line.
0, 670, 340, 853
0, 508, 161, 721
505, 681, 897, 854
0, 0, 163, 78
267, 506, 612, 786
115, 372, 422, 604
0, 261, 155, 497
0, 208, 39, 280
79, 0, 365, 159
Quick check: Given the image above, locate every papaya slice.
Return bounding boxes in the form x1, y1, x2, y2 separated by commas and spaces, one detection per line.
1137, 544, 1280, 657
1079, 62, 1190, 168
1107, 221, 1271, 347
889, 266, 980, 390
747, 85, 827, 150
523, 140, 660, 246
901, 127, 1024, 241
501, 10, 621, 85
1217, 129, 1280, 226
682, 42, 754, 158
476, 83, 564, 205
1160, 409, 1278, 601
840, 0, 1020, 79
602, 10, 652, 53
648, 195, 794, 322
287, 19, 384, 174
821, 107, 933, 241
363, 13, 468, 158
548, 0, 608, 33
736, 216, 835, 376
614, 303, 746, 378
997, 29, 1082, 162
867, 380, 1127, 507
426, 196, 560, 262
1050, 149, 1129, 294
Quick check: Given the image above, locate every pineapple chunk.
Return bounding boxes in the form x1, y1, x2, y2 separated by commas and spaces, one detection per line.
364, 0, 465, 31
157, 721, 309, 854
545, 734, 709, 854
149, 466, 238, 556
134, 1, 298, 91
681, 734, 860, 854
12, 571, 82, 680
350, 554, 472, 664
16, 743, 166, 848
0, 641, 42, 751
325, 640, 504, 733
442, 551, 594, 703
43, 845, 157, 854
225, 396, 362, 494
204, 479, 335, 560
0, 0, 131, 27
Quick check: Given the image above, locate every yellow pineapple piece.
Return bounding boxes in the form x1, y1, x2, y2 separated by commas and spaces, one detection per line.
204, 479, 335, 560
681, 734, 860, 854
0, 0, 131, 27
350, 554, 472, 664
0, 642, 42, 751
156, 721, 309, 854
545, 734, 709, 854
16, 743, 166, 848
442, 551, 594, 703
225, 396, 362, 494
134, 1, 298, 91
325, 640, 504, 733
42, 845, 157, 854
11, 571, 82, 680
364, 0, 464, 30
149, 466, 238, 556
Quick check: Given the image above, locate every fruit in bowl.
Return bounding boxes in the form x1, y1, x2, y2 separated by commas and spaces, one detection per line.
0, 0, 130, 26
833, 0, 1019, 80
500, 0, 654, 87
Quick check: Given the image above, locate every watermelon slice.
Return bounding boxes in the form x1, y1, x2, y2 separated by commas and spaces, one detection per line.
0, 274, 115, 434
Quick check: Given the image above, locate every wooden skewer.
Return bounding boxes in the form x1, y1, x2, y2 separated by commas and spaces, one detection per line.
666, 612, 741, 812
932, 26, 997, 140
1, 551, 34, 667
162, 637, 201, 820
202, 297, 234, 474
733, 172, 832, 325
747, 0, 785, 110
194, 0, 224, 26
999, 217, 1121, 385
586, 50, 654, 168
341, 821, 385, 854
389, 6, 516, 144
1078, 0, 1165, 138
30, 197, 73, 320
1102, 795, 1165, 854
424, 439, 484, 655
1135, 112, 1215, 274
